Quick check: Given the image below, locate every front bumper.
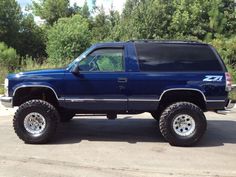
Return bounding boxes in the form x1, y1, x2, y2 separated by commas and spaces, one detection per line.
0, 96, 13, 108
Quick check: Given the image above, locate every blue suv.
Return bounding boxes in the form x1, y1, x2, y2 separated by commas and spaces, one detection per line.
1, 40, 235, 146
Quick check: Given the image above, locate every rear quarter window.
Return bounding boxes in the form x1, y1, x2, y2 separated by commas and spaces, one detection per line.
135, 43, 224, 72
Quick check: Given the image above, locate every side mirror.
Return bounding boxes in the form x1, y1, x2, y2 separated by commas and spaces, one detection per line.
71, 65, 80, 75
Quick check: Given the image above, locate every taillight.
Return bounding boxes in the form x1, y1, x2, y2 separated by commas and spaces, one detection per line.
225, 72, 232, 91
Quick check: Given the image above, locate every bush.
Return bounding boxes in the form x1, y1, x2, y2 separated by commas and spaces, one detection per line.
46, 14, 91, 65
15, 56, 62, 73
0, 42, 19, 71
210, 36, 236, 82
0, 66, 8, 94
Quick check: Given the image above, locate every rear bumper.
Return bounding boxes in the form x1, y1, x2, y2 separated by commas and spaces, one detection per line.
216, 85, 236, 114
0, 96, 13, 108
216, 100, 235, 114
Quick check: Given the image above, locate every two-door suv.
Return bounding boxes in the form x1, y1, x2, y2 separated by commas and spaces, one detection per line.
1, 40, 235, 146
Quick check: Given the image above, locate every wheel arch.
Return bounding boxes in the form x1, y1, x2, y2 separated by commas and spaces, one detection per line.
13, 85, 60, 107
158, 88, 207, 111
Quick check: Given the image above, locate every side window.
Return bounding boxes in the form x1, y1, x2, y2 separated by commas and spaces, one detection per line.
135, 43, 223, 72
78, 48, 124, 72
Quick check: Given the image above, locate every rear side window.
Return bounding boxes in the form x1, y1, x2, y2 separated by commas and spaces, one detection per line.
135, 43, 223, 72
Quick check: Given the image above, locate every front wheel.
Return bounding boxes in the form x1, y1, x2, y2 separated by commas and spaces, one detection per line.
159, 102, 207, 147
13, 100, 59, 144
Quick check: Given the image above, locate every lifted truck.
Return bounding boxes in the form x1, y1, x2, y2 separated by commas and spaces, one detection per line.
1, 40, 235, 146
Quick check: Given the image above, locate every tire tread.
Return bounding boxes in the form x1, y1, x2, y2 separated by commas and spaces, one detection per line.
159, 102, 207, 146
13, 99, 59, 144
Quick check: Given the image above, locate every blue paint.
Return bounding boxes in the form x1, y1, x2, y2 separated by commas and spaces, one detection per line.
5, 41, 229, 112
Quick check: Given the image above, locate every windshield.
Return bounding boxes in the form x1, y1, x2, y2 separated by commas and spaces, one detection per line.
67, 47, 92, 69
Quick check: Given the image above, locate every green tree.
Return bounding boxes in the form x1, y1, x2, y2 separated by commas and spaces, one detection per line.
31, 0, 73, 25
0, 42, 19, 70
109, 6, 120, 28
168, 0, 207, 39
207, 0, 227, 39
209, 0, 236, 38
107, 8, 121, 41
0, 0, 21, 48
46, 14, 91, 64
117, 0, 236, 40
81, 1, 90, 18
220, 0, 236, 36
211, 36, 236, 80
91, 6, 111, 42
17, 14, 46, 59
117, 0, 174, 40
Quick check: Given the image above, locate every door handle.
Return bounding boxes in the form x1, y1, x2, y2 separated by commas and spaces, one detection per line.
118, 78, 128, 83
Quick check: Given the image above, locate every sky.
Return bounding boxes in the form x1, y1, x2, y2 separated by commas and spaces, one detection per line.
17, 0, 126, 13
17, 0, 126, 24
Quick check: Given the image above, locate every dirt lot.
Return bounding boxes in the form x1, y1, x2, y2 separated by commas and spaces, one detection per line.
0, 104, 236, 177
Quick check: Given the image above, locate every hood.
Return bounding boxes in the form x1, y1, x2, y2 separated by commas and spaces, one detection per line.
7, 68, 67, 80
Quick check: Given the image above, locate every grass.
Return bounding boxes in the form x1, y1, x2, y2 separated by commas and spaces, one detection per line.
229, 86, 236, 101
15, 58, 64, 73
0, 87, 3, 95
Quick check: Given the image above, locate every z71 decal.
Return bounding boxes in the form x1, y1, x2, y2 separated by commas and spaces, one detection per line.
203, 75, 223, 82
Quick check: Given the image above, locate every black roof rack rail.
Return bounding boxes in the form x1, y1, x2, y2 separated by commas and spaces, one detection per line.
127, 39, 204, 44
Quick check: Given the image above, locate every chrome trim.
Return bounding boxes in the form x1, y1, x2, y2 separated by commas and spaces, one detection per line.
13, 85, 59, 99
157, 88, 207, 101
63, 98, 159, 102
206, 100, 226, 102
128, 99, 158, 102
64, 98, 126, 102
62, 98, 224, 102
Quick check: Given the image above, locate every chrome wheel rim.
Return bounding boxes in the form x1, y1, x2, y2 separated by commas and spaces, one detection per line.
172, 114, 196, 137
24, 112, 46, 136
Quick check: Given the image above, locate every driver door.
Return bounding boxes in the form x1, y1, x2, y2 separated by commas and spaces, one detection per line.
63, 48, 128, 111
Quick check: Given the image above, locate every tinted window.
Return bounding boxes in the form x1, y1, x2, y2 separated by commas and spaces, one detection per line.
78, 48, 124, 72
135, 43, 223, 72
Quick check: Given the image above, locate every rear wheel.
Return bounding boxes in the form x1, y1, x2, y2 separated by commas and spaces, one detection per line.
13, 100, 59, 144
159, 102, 207, 147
